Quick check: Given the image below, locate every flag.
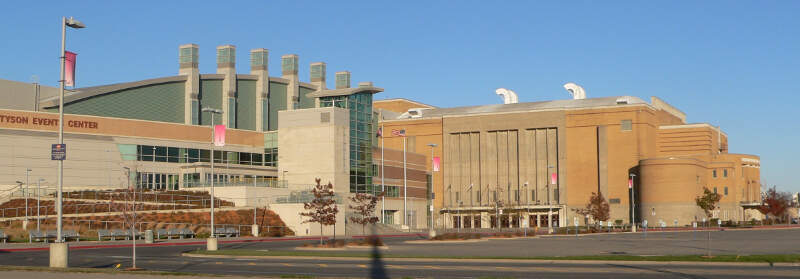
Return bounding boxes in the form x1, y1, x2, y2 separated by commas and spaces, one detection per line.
628, 178, 633, 189
551, 173, 557, 185
214, 125, 226, 147
432, 156, 440, 172
376, 127, 382, 138
391, 129, 406, 137
64, 51, 77, 87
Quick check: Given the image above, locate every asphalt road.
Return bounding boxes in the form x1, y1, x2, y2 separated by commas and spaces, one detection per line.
1, 229, 800, 278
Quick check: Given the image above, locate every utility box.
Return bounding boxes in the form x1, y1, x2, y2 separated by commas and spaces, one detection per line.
145, 230, 154, 243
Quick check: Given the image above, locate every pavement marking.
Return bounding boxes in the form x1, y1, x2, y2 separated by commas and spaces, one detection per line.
247, 262, 256, 266
424, 265, 440, 269
282, 263, 292, 266
215, 262, 223, 265
358, 264, 367, 268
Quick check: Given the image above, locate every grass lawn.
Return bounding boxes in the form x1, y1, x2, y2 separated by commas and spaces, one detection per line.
188, 249, 800, 263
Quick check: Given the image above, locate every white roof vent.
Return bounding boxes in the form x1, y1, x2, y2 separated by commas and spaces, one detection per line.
563, 82, 586, 99
615, 97, 630, 104
495, 88, 519, 104
399, 108, 431, 119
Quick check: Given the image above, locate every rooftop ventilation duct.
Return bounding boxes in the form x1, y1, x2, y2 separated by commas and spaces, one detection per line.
563, 82, 586, 99
495, 88, 519, 104
399, 108, 431, 119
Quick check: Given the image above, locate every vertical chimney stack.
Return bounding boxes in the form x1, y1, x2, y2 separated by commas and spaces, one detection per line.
217, 45, 237, 128
282, 54, 299, 110
335, 71, 351, 89
251, 48, 270, 131
310, 62, 326, 89
179, 44, 200, 125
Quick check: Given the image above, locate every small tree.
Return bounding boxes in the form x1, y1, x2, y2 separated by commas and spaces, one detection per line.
695, 187, 722, 219
758, 186, 791, 224
573, 192, 610, 225
300, 178, 339, 245
110, 186, 140, 269
349, 192, 382, 235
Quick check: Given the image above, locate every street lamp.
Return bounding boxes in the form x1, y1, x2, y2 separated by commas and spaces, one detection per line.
426, 143, 437, 238
37, 178, 45, 231
630, 173, 637, 232
202, 107, 223, 251
25, 168, 31, 226
14, 181, 23, 220
547, 165, 555, 234
523, 182, 529, 236
54, 18, 85, 268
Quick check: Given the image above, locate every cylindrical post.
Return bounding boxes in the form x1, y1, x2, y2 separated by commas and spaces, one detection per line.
56, 16, 66, 244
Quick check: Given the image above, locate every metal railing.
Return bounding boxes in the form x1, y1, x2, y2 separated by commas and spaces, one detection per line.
184, 180, 288, 188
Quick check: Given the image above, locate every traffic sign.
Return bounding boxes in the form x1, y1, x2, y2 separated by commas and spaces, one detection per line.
51, 144, 66, 160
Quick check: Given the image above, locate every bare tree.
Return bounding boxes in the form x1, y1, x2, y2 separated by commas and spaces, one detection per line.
695, 187, 722, 219
349, 192, 382, 235
110, 185, 140, 269
759, 186, 791, 224
300, 178, 339, 245
572, 192, 610, 225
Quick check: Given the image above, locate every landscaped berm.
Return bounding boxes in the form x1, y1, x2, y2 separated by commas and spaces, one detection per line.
0, 190, 294, 242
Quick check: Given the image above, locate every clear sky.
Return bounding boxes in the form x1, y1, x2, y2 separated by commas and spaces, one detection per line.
1, 1, 798, 192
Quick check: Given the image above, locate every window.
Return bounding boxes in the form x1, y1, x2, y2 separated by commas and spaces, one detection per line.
714, 187, 718, 194
261, 100, 268, 131
621, 119, 632, 131
713, 170, 717, 178
724, 186, 728, 196
455, 191, 460, 203
384, 186, 399, 197
514, 190, 519, 202
191, 100, 199, 125
476, 191, 481, 203
723, 169, 728, 177
531, 190, 536, 202
228, 98, 236, 128
609, 198, 621, 204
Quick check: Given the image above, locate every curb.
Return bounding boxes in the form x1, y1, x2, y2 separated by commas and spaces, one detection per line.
180, 253, 800, 267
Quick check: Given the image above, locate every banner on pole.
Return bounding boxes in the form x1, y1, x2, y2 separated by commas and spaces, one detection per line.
214, 125, 226, 146
628, 178, 633, 188
432, 156, 440, 172
550, 173, 557, 185
64, 51, 77, 87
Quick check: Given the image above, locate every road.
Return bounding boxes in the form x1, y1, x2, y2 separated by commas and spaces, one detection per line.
1, 229, 800, 278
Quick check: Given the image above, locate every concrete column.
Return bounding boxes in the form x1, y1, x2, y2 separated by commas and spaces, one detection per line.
251, 49, 269, 131
536, 214, 541, 227
179, 44, 199, 125
335, 71, 351, 89
217, 45, 237, 128
281, 54, 299, 110
522, 212, 530, 228
480, 211, 489, 228
49, 242, 68, 267
310, 62, 326, 107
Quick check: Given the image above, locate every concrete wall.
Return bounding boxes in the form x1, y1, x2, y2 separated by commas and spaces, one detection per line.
278, 107, 349, 193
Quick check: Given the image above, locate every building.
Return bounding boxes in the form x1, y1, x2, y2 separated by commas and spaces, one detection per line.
376, 93, 761, 228
0, 44, 430, 236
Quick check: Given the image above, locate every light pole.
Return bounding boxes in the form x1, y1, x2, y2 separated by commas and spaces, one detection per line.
630, 173, 637, 232
54, 19, 85, 262
202, 107, 223, 251
37, 178, 44, 231
523, 182, 529, 236
547, 165, 555, 234
15, 181, 23, 222
426, 143, 437, 237
25, 168, 31, 226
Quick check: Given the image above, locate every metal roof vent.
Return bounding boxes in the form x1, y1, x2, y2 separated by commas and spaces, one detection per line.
495, 88, 519, 104
616, 97, 630, 104
563, 82, 586, 99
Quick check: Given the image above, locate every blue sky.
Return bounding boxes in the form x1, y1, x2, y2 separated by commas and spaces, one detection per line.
1, 1, 798, 192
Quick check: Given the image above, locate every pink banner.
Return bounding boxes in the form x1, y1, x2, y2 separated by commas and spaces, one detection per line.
214, 125, 226, 147
432, 156, 440, 172
551, 173, 557, 185
628, 178, 633, 189
64, 51, 77, 87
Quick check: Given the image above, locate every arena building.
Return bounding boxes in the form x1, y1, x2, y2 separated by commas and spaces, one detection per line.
0, 44, 430, 236
375, 90, 762, 228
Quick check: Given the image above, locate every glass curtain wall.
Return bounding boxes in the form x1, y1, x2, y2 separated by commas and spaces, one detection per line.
319, 93, 374, 193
